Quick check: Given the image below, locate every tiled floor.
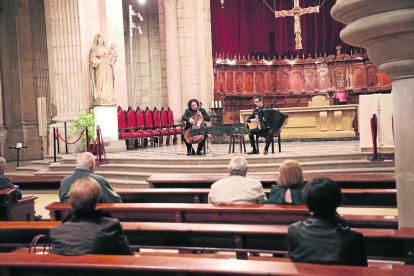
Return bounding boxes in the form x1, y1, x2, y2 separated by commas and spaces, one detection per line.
108, 139, 364, 159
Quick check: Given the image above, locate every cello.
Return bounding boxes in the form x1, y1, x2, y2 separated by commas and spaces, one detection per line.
184, 102, 205, 144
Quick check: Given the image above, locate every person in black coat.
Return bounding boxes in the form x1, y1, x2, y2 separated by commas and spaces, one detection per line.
287, 177, 367, 266
181, 98, 211, 155
50, 177, 133, 256
0, 157, 22, 200
246, 96, 273, 155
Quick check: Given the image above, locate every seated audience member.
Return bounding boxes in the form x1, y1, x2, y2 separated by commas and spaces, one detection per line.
0, 157, 22, 200
50, 177, 133, 255
59, 152, 121, 203
287, 177, 367, 266
267, 160, 304, 205
208, 156, 267, 204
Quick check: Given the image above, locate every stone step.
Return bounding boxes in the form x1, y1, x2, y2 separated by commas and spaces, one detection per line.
58, 153, 373, 166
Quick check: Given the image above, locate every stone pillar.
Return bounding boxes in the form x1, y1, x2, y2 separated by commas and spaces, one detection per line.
0, 61, 6, 156
163, 0, 183, 121
332, 0, 414, 227
44, 0, 127, 152
176, 0, 214, 110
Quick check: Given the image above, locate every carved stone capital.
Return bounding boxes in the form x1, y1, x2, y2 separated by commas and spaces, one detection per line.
332, 0, 414, 80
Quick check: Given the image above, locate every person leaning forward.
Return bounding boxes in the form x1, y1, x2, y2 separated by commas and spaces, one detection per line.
51, 177, 133, 255
0, 157, 22, 200
59, 152, 121, 203
246, 96, 274, 155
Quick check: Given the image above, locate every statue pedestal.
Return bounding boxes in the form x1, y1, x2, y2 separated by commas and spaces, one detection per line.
93, 106, 126, 152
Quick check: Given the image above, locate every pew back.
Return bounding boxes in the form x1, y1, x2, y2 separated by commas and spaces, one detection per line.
44, 202, 398, 229
147, 173, 396, 189
0, 252, 413, 276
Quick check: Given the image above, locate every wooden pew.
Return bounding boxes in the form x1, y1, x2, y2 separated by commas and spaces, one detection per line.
0, 253, 412, 276
45, 202, 398, 229
116, 188, 397, 207
7, 175, 64, 189
147, 173, 396, 189
0, 221, 413, 262
0, 188, 37, 221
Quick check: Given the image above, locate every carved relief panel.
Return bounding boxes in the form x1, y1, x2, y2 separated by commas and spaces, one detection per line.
226, 70, 234, 92
378, 71, 391, 87
366, 65, 377, 87
291, 70, 304, 93
266, 71, 277, 92
303, 68, 316, 92
235, 72, 244, 93
256, 71, 265, 93
278, 69, 289, 92
245, 72, 254, 93
333, 66, 346, 91
218, 71, 225, 92
317, 65, 330, 92
351, 65, 366, 89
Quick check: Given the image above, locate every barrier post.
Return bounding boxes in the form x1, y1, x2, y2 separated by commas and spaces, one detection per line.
64, 122, 68, 154
53, 127, 57, 162
86, 127, 89, 152
97, 127, 102, 163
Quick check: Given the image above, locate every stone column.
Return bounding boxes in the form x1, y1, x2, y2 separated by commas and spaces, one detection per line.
177, 0, 214, 110
0, 62, 6, 156
164, 0, 183, 121
332, 0, 414, 227
44, 0, 127, 152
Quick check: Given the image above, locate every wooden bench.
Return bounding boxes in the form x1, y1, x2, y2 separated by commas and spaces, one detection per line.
0, 253, 412, 276
0, 188, 37, 221
0, 221, 412, 262
147, 173, 396, 189
7, 175, 64, 189
44, 202, 398, 229
116, 188, 397, 207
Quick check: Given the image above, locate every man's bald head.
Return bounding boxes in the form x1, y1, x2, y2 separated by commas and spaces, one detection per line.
76, 152, 96, 172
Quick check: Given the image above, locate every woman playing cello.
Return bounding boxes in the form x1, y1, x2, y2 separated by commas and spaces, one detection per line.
182, 99, 211, 155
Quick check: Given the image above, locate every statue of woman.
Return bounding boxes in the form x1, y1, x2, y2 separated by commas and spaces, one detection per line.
89, 34, 116, 105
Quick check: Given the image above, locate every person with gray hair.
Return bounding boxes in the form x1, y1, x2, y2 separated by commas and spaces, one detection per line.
59, 152, 121, 203
208, 156, 267, 204
51, 178, 133, 255
0, 157, 22, 199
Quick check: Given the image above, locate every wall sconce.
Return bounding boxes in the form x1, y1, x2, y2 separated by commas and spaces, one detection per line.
220, 0, 225, 9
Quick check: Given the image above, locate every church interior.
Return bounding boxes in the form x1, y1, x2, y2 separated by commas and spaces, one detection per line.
1, 0, 414, 274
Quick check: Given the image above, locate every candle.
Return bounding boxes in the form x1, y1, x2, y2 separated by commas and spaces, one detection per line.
218, 101, 222, 108
215, 101, 219, 108
211, 101, 215, 108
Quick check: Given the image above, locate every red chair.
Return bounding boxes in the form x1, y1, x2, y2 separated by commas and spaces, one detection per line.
144, 107, 162, 146
153, 107, 171, 145
167, 107, 183, 144
117, 107, 134, 149
136, 107, 155, 147
160, 107, 176, 145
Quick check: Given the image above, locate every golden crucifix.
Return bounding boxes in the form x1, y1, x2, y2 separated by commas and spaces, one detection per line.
275, 0, 319, 50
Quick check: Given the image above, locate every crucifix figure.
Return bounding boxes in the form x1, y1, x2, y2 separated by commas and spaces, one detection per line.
275, 0, 319, 50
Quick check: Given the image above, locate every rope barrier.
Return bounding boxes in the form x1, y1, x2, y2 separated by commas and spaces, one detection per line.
55, 128, 85, 145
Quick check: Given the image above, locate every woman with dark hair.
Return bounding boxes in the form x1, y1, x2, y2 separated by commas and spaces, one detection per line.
181, 99, 211, 155
287, 177, 367, 266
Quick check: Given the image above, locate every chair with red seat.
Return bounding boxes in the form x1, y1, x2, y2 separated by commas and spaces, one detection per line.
134, 106, 152, 147
160, 107, 175, 145
167, 107, 183, 144
153, 107, 171, 145
144, 107, 162, 146
117, 106, 134, 149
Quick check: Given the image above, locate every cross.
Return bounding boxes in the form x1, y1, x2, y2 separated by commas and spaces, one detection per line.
275, 0, 319, 50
